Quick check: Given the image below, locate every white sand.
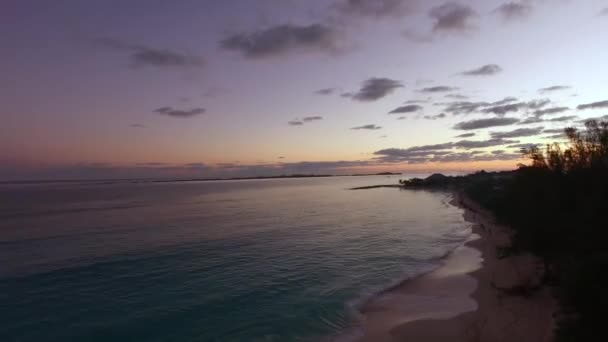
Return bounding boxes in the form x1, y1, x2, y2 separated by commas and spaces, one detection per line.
346, 192, 556, 342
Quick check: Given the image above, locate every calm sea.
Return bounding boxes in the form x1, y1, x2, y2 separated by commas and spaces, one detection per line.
0, 175, 471, 342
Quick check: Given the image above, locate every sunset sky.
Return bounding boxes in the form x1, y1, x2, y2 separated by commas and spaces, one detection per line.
2, 0, 608, 180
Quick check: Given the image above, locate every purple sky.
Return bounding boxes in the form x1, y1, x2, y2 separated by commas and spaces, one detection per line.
2, 0, 608, 180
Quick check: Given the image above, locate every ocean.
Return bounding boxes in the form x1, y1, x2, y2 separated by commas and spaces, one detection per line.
0, 175, 471, 342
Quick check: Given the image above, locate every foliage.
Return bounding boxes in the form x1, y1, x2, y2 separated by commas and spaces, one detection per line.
465, 120, 608, 341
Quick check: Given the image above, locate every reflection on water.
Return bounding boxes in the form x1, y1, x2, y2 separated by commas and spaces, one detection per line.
0, 176, 470, 342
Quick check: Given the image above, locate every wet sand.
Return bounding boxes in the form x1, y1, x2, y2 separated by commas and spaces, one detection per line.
350, 192, 556, 342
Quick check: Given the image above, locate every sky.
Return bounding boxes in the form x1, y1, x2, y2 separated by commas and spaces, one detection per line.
1, 0, 608, 180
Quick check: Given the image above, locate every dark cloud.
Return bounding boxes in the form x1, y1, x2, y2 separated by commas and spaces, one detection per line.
335, 0, 419, 18
429, 2, 478, 32
93, 37, 205, 69
493, 2, 533, 21
373, 138, 519, 164
538, 85, 571, 94
455, 132, 475, 138
442, 101, 490, 115
547, 115, 577, 122
389, 104, 422, 114
219, 24, 338, 58
352, 78, 403, 101
129, 124, 145, 128
579, 114, 608, 123
289, 116, 322, 125
405, 99, 431, 104
314, 88, 336, 95
454, 117, 519, 130
302, 116, 323, 122
600, 8, 608, 16
423, 113, 447, 120
527, 99, 550, 109
543, 128, 565, 134
440, 97, 519, 115
154, 107, 205, 118
508, 143, 541, 149
519, 116, 544, 125
577, 100, 608, 110
453, 138, 518, 149
481, 99, 549, 116
460, 64, 502, 76
492, 97, 519, 106
419, 86, 458, 93
490, 127, 544, 139
351, 124, 382, 130
445, 94, 469, 100
482, 103, 522, 116
533, 106, 569, 117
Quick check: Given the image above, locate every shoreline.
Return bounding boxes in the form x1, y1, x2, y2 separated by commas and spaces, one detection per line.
344, 191, 556, 342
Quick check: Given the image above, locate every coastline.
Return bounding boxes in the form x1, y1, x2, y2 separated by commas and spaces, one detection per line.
346, 191, 556, 342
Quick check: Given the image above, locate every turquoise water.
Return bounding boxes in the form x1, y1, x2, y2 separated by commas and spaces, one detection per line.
0, 176, 470, 341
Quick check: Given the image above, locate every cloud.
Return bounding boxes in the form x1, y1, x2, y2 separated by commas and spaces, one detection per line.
405, 99, 431, 104
389, 104, 423, 114
482, 103, 522, 116
535, 108, 572, 119
543, 128, 565, 134
439, 97, 520, 115
419, 86, 458, 93
547, 115, 577, 122
526, 99, 550, 109
490, 127, 544, 139
492, 97, 519, 106
454, 117, 519, 130
480, 99, 549, 116
429, 2, 478, 32
129, 124, 146, 128
373, 138, 520, 164
455, 132, 475, 138
93, 37, 205, 69
519, 116, 544, 125
302, 116, 323, 122
460, 64, 502, 76
600, 8, 608, 16
579, 115, 608, 123
314, 88, 336, 95
577, 100, 608, 110
538, 85, 571, 94
445, 94, 469, 99
289, 116, 322, 126
154, 107, 205, 118
508, 143, 542, 149
219, 24, 338, 59
351, 124, 382, 130
442, 101, 490, 115
493, 2, 533, 21
533, 106, 569, 116
335, 0, 419, 18
423, 113, 447, 120
352, 78, 403, 101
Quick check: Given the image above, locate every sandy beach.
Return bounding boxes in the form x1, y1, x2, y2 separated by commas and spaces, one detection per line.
350, 192, 556, 342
